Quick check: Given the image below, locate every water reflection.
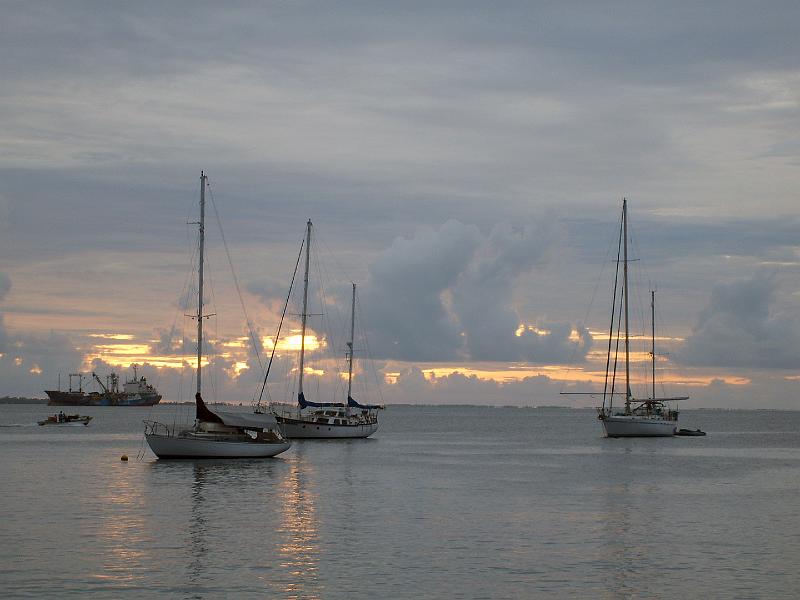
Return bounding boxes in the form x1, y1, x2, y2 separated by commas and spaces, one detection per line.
600, 481, 634, 599
278, 445, 322, 600
147, 458, 283, 598
188, 463, 210, 594
92, 462, 149, 587
598, 443, 667, 599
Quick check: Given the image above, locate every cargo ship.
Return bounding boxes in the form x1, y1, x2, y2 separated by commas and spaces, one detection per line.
45, 365, 162, 406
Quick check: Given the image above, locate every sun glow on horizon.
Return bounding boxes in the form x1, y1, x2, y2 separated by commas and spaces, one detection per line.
264, 334, 323, 353
413, 364, 750, 388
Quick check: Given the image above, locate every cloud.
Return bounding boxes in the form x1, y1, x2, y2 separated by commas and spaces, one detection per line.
385, 366, 576, 407
451, 220, 591, 362
678, 270, 800, 368
357, 219, 589, 363
0, 271, 10, 301
0, 272, 11, 353
0, 327, 83, 396
247, 276, 293, 309
1, 2, 800, 408
359, 220, 482, 361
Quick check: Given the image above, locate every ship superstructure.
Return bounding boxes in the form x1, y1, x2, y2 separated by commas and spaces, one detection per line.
45, 365, 161, 406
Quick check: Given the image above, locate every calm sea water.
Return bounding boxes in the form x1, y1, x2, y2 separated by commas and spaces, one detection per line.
1, 404, 799, 599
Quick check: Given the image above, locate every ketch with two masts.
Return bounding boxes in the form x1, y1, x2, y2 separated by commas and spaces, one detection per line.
272, 220, 383, 439
565, 199, 688, 437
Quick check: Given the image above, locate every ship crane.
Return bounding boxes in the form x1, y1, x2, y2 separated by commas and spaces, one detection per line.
92, 372, 109, 393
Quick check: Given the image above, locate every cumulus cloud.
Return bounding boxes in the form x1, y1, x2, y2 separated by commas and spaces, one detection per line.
360, 220, 481, 361
384, 366, 572, 407
357, 219, 589, 363
0, 328, 83, 396
679, 271, 800, 368
451, 220, 590, 362
247, 276, 293, 309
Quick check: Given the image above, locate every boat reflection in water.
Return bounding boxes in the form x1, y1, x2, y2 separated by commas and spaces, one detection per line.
277, 450, 321, 600
92, 461, 149, 589
600, 481, 635, 599
188, 463, 210, 592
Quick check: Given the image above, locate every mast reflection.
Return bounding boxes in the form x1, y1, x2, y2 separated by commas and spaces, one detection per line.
599, 446, 638, 599
188, 462, 210, 590
93, 462, 149, 587
278, 447, 321, 599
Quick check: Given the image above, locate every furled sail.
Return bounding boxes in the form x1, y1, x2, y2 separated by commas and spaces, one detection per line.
347, 395, 383, 410
196, 392, 279, 429
195, 392, 224, 424
298, 392, 344, 409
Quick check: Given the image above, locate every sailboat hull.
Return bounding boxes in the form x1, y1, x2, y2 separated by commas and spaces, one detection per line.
145, 434, 291, 458
276, 417, 378, 439
601, 415, 677, 438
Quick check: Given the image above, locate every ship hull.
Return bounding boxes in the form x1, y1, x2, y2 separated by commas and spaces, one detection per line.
45, 390, 162, 407
145, 433, 290, 458
276, 416, 378, 439
38, 417, 92, 426
601, 415, 677, 437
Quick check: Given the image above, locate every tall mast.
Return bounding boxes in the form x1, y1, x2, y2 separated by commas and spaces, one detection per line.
623, 198, 631, 413
197, 172, 206, 396
298, 219, 312, 397
651, 289, 656, 401
346, 283, 356, 413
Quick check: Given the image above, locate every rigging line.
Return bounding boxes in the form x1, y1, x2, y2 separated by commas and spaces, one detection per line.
256, 237, 305, 408
162, 226, 200, 377
609, 267, 625, 411
558, 214, 622, 392
314, 227, 357, 367
625, 206, 648, 397
316, 227, 356, 290
602, 212, 624, 410
355, 290, 386, 405
312, 251, 345, 403
206, 184, 265, 372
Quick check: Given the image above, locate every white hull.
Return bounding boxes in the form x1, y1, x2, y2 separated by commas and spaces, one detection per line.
601, 415, 677, 437
145, 433, 291, 458
277, 418, 378, 439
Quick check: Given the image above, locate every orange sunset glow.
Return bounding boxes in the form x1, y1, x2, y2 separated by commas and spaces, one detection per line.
67, 324, 755, 399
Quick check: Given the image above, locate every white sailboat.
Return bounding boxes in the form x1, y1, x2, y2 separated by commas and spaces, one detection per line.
566, 199, 687, 437
597, 199, 687, 437
272, 220, 383, 439
143, 172, 291, 458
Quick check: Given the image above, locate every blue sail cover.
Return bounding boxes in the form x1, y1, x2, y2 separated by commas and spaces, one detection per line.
347, 395, 383, 410
298, 392, 344, 409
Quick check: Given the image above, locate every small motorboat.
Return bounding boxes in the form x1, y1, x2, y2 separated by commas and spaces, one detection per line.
676, 428, 706, 436
38, 413, 92, 426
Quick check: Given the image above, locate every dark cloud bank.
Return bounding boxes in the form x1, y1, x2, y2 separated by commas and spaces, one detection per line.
679, 270, 800, 369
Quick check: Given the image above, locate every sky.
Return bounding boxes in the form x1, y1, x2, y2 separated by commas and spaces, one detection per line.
1, 1, 799, 408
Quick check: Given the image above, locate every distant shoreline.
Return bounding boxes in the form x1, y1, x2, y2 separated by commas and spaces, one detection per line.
0, 397, 48, 404
0, 397, 796, 411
